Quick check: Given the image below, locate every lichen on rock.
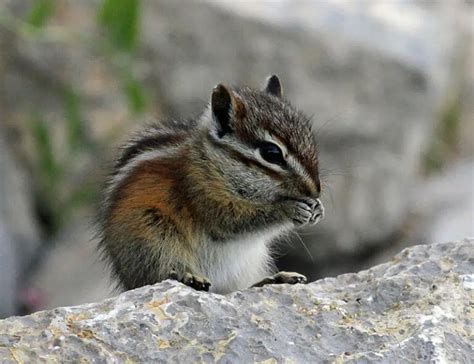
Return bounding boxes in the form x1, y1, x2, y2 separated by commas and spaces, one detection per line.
0, 239, 472, 363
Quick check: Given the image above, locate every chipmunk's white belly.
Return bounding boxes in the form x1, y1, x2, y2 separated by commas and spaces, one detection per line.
199, 227, 287, 294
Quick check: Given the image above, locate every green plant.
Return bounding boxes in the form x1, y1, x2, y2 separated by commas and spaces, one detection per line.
63, 88, 88, 152
9, 0, 149, 235
30, 115, 63, 233
27, 0, 55, 29
30, 91, 101, 233
423, 96, 461, 174
98, 0, 140, 52
123, 71, 147, 113
98, 0, 147, 114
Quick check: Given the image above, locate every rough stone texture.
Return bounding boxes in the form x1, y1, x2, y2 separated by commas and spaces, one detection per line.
0, 239, 472, 363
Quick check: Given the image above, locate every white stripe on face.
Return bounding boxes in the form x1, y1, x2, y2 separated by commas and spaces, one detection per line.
260, 133, 315, 189
210, 129, 317, 191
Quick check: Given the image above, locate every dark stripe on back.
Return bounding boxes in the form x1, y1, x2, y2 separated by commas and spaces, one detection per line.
115, 133, 185, 171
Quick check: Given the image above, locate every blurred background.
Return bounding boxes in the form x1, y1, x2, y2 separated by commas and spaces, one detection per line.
0, 0, 472, 318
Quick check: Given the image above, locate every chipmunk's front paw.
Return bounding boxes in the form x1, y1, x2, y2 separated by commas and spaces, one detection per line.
252, 271, 307, 287
169, 271, 211, 291
309, 198, 324, 225
285, 197, 324, 226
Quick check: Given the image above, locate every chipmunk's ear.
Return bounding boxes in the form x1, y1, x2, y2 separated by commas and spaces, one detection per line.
264, 74, 283, 98
211, 84, 246, 137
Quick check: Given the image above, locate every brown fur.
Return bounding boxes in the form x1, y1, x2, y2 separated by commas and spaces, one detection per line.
98, 76, 323, 292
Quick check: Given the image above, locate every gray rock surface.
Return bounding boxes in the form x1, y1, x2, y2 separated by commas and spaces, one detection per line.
414, 160, 474, 244
0, 221, 18, 318
0, 239, 472, 363
0, 134, 40, 318
26, 219, 114, 310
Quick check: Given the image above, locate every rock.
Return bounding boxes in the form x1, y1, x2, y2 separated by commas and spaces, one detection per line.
26, 219, 114, 311
359, 159, 474, 271
0, 134, 40, 318
414, 160, 474, 244
0, 221, 18, 318
0, 239, 472, 362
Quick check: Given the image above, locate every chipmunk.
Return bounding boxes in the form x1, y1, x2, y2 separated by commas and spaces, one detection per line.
98, 75, 324, 294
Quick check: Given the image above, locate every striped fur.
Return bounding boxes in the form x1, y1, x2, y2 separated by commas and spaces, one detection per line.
98, 76, 322, 293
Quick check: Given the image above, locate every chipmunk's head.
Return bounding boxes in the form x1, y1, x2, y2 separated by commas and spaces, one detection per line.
202, 75, 321, 206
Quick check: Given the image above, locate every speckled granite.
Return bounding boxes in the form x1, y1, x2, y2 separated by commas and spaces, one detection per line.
0, 239, 472, 363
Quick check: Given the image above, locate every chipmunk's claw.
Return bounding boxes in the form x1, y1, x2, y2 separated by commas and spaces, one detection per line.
182, 273, 211, 291
286, 197, 324, 226
272, 271, 307, 284
309, 198, 325, 225
252, 271, 307, 287
169, 271, 211, 291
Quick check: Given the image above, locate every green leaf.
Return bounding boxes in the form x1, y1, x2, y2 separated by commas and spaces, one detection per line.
27, 0, 55, 28
423, 97, 461, 174
63, 88, 87, 151
98, 0, 140, 52
439, 98, 461, 149
31, 116, 61, 184
29, 115, 64, 235
123, 73, 146, 113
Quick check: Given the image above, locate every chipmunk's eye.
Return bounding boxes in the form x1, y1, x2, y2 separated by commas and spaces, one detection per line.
258, 142, 286, 166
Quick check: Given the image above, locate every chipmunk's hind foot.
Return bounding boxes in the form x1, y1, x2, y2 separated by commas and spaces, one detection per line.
252, 271, 307, 287
169, 271, 211, 291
